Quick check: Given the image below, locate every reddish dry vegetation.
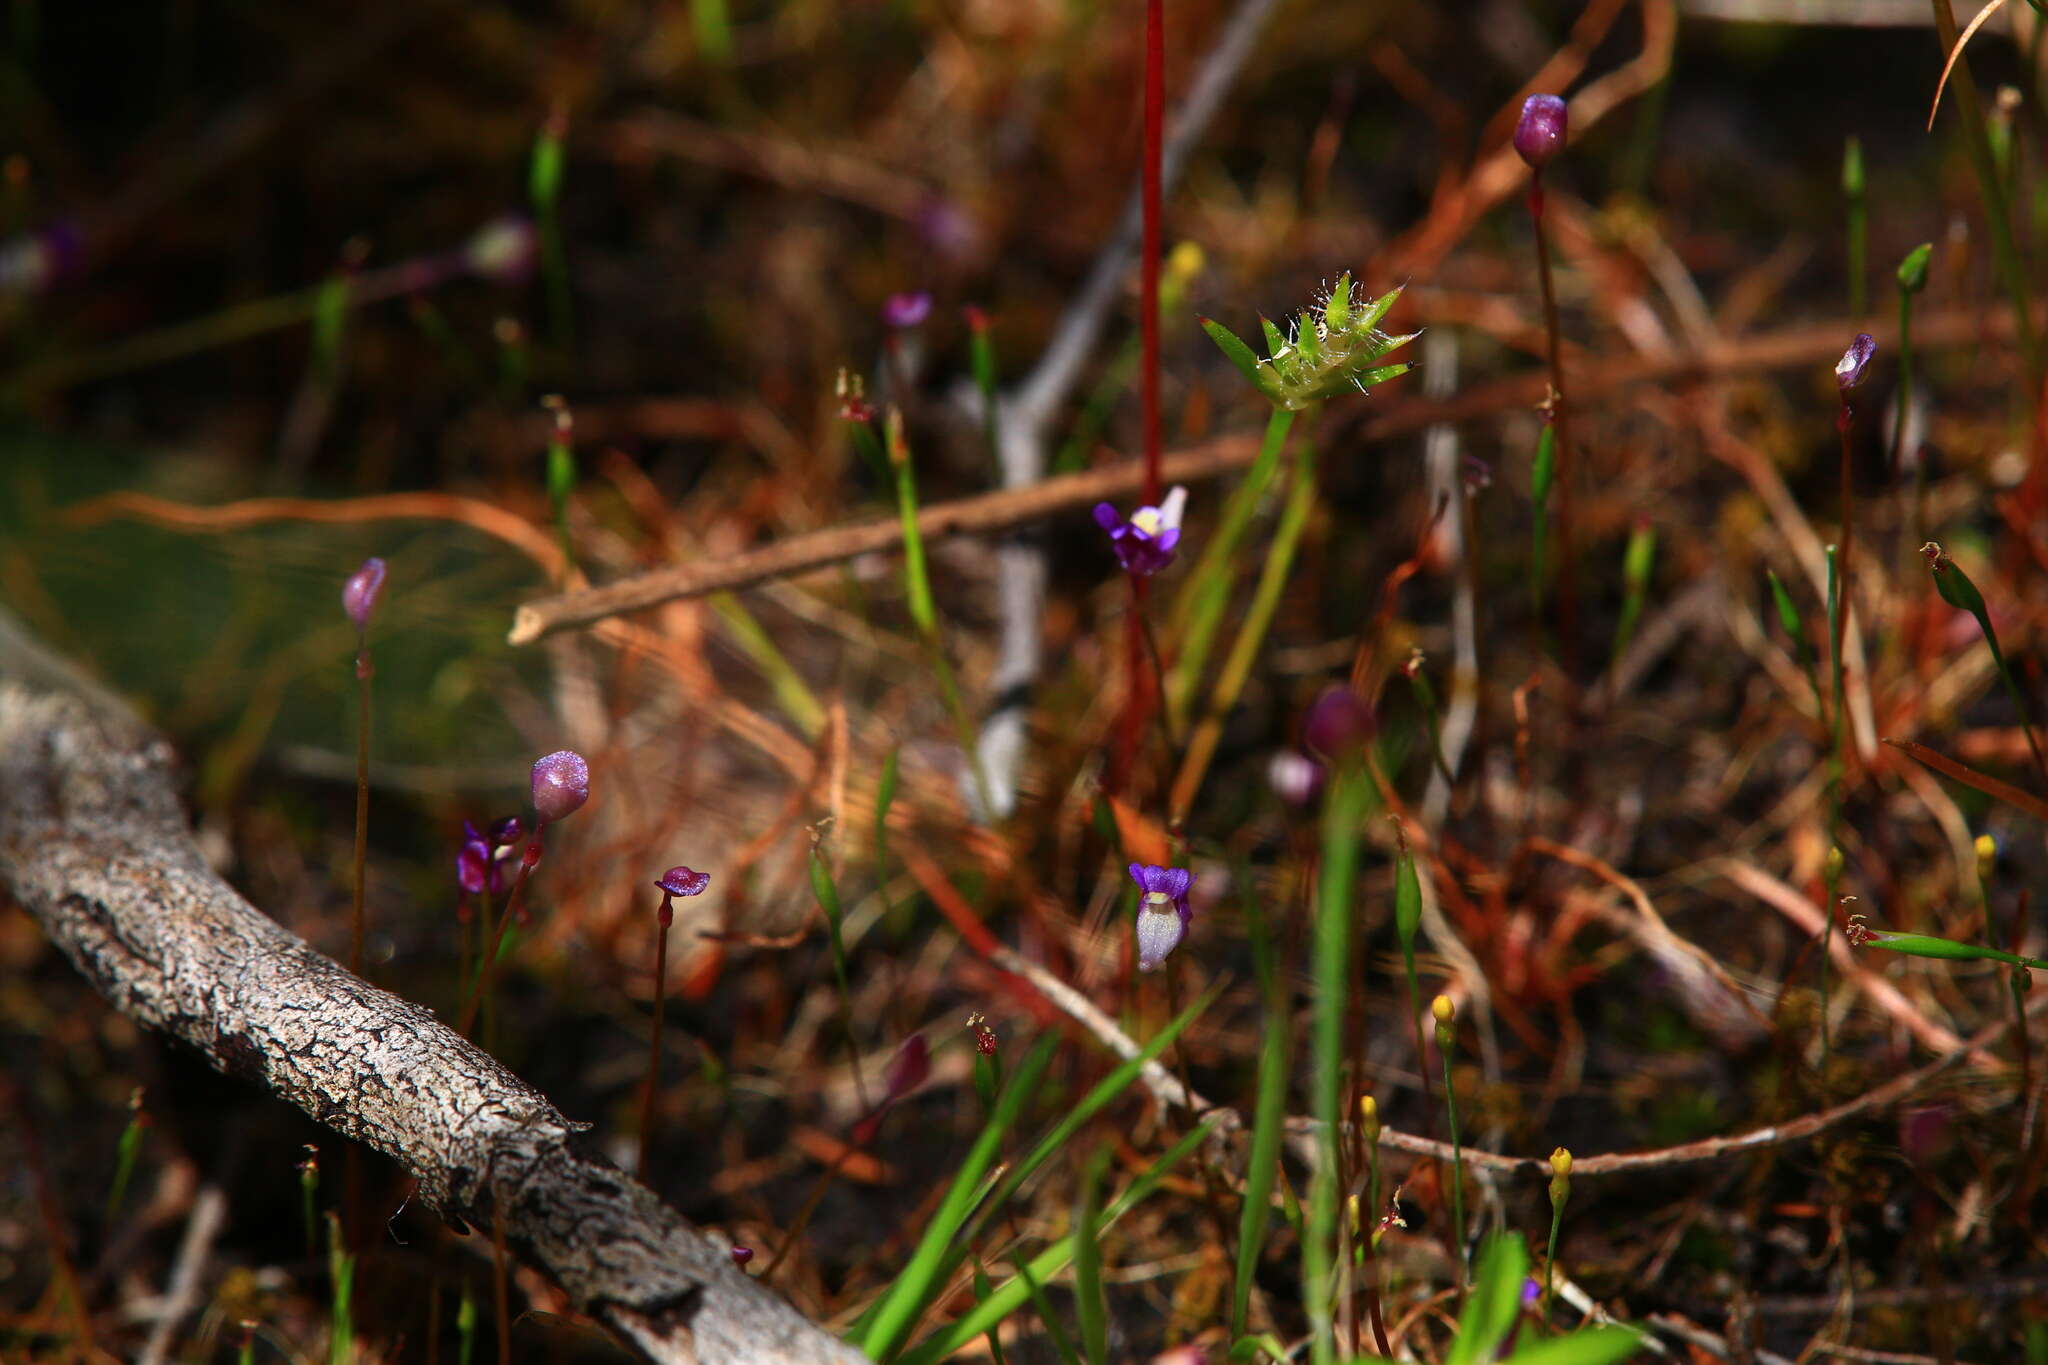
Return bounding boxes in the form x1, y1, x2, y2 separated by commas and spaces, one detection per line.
7, 1, 2048, 1361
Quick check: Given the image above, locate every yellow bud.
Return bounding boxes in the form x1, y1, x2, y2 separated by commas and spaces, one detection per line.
1550, 1146, 1572, 1177
1167, 241, 1206, 280
1359, 1095, 1380, 1141
1977, 834, 1997, 881
1824, 845, 1845, 881
1431, 994, 1455, 1023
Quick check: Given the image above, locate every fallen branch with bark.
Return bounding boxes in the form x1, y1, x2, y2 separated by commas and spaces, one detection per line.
0, 607, 866, 1365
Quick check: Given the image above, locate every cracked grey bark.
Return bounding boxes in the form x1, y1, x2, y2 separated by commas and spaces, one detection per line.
0, 610, 866, 1365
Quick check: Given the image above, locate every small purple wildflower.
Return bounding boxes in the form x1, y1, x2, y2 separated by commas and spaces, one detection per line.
342, 558, 386, 632
1836, 332, 1877, 394
653, 865, 711, 927
531, 750, 590, 825
657, 866, 711, 899
1093, 486, 1188, 576
456, 821, 499, 897
882, 291, 932, 329
1513, 94, 1568, 169
1522, 1276, 1543, 1306
1129, 862, 1194, 972
1303, 685, 1377, 763
731, 1245, 754, 1267
490, 816, 524, 849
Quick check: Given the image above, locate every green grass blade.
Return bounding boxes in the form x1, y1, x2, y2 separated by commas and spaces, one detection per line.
1445, 1231, 1528, 1365
1073, 1146, 1111, 1365
1502, 1326, 1648, 1365
857, 1034, 1060, 1360
894, 1117, 1221, 1365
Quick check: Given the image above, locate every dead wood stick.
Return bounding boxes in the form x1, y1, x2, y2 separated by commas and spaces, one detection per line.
507, 301, 2029, 647
0, 609, 866, 1365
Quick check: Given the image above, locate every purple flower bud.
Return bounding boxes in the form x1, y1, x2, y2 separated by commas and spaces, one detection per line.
882, 1034, 930, 1100
1128, 862, 1194, 972
1303, 685, 1377, 763
1094, 486, 1188, 576
656, 866, 711, 898
490, 816, 524, 849
531, 749, 590, 824
342, 558, 387, 632
1836, 332, 1877, 394
1513, 94, 1568, 169
731, 1245, 754, 1266
882, 291, 932, 329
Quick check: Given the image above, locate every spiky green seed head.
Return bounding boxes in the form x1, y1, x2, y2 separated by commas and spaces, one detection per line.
1202, 276, 1417, 411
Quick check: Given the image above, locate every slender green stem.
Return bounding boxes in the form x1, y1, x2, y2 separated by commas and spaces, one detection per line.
1530, 174, 1577, 656
1844, 137, 1867, 320
1306, 763, 1370, 1362
1930, 0, 2041, 382
1434, 1000, 1467, 1283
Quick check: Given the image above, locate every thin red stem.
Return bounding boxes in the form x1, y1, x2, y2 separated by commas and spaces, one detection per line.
1141, 0, 1164, 503
637, 904, 671, 1182
457, 831, 544, 1038
1529, 174, 1577, 664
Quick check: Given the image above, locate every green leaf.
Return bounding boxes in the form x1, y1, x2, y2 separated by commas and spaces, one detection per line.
1766, 569, 1801, 639
1202, 317, 1274, 398
1444, 1232, 1529, 1365
1502, 1326, 1648, 1365
1353, 284, 1403, 335
893, 1118, 1220, 1365
1260, 315, 1287, 357
1864, 930, 2047, 970
1074, 1147, 1112, 1365
857, 1035, 1060, 1360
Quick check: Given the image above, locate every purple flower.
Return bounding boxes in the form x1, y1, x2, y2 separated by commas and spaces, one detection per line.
490, 816, 524, 849
457, 821, 497, 896
1129, 862, 1194, 971
656, 866, 711, 898
882, 291, 932, 329
531, 749, 590, 825
1836, 332, 1877, 394
1303, 685, 1377, 762
1513, 94, 1568, 169
342, 558, 386, 632
1093, 486, 1188, 576
731, 1245, 754, 1267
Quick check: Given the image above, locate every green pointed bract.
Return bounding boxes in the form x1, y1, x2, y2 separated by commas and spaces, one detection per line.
1202, 317, 1275, 399
1323, 273, 1352, 331
1207, 279, 1418, 411
1767, 569, 1801, 638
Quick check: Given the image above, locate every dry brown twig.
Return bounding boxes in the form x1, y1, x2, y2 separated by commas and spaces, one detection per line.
987, 937, 2048, 1182
0, 607, 864, 1365
505, 300, 2032, 646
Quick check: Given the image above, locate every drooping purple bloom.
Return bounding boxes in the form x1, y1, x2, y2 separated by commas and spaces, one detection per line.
531, 749, 590, 825
731, 1245, 754, 1267
490, 816, 524, 849
882, 291, 932, 329
1129, 862, 1194, 971
1513, 94, 1568, 169
1094, 486, 1188, 576
1836, 332, 1877, 394
342, 558, 387, 632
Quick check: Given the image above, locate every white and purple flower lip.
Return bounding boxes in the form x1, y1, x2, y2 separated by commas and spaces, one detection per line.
1128, 861, 1194, 971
